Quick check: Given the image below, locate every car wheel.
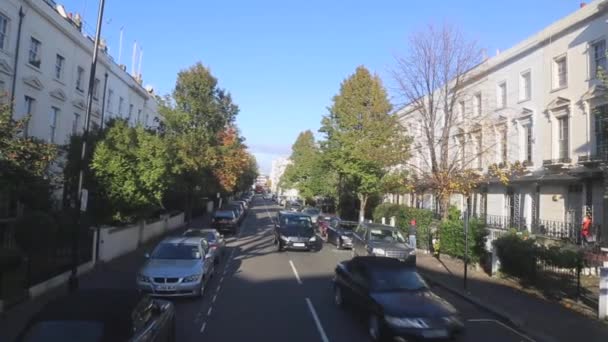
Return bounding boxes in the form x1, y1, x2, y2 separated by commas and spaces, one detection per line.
214, 256, 219, 266
336, 236, 342, 250
334, 285, 344, 308
198, 277, 206, 298
369, 314, 386, 341
276, 241, 283, 252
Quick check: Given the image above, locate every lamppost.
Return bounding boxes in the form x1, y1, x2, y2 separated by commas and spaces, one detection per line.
68, 0, 106, 292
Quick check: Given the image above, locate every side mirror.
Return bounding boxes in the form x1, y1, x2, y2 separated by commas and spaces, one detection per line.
144, 253, 150, 259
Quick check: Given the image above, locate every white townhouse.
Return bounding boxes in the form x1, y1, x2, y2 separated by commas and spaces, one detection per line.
0, 0, 159, 147
397, 1, 608, 243
270, 157, 290, 194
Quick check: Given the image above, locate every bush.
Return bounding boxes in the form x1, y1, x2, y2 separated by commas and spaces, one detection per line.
372, 203, 435, 250
14, 211, 58, 254
540, 244, 583, 269
0, 247, 23, 271
493, 233, 539, 280
438, 207, 487, 263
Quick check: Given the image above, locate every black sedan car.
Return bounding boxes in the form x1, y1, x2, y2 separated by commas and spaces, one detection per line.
326, 218, 358, 249
274, 213, 317, 251
211, 210, 239, 234
17, 289, 175, 342
333, 257, 463, 341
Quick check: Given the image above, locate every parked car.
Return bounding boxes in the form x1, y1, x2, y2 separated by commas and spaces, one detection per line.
326, 219, 358, 249
223, 204, 244, 223
183, 228, 226, 265
333, 256, 464, 341
137, 236, 215, 297
317, 213, 338, 239
352, 222, 416, 265
301, 207, 321, 224
17, 289, 175, 342
274, 212, 317, 251
286, 201, 302, 212
231, 200, 248, 212
212, 210, 239, 234
263, 193, 273, 200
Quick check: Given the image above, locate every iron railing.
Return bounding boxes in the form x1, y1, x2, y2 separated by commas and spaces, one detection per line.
474, 214, 528, 231
542, 157, 572, 166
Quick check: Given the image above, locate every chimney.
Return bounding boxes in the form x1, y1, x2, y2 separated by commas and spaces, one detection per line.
580, 2, 586, 8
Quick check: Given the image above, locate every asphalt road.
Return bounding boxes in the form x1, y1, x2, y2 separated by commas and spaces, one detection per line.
174, 197, 538, 342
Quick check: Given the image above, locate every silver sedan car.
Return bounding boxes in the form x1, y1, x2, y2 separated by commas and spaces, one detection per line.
183, 228, 226, 265
137, 237, 215, 297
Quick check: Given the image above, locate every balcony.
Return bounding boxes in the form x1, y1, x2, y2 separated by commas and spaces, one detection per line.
542, 157, 571, 168
578, 153, 608, 166
474, 214, 528, 231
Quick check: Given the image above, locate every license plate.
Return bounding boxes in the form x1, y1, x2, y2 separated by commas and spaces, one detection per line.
156, 285, 176, 291
422, 329, 448, 338
293, 243, 305, 247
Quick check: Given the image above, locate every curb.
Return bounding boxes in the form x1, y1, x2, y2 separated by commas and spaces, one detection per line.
420, 271, 558, 342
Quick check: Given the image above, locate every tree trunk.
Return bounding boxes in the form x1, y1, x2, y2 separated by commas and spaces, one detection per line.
440, 193, 450, 220
359, 194, 368, 223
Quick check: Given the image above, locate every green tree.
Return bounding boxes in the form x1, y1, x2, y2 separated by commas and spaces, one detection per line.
282, 131, 319, 201
91, 120, 171, 222
321, 66, 410, 221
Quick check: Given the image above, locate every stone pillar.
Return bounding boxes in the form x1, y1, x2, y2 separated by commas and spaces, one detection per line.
599, 266, 608, 320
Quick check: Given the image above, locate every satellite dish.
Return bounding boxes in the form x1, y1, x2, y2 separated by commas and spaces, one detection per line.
57, 5, 68, 19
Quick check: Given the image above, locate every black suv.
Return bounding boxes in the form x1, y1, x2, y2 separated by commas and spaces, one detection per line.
274, 212, 317, 251
352, 222, 415, 265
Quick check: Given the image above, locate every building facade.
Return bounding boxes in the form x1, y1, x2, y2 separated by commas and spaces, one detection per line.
397, 0, 608, 243
0, 0, 159, 147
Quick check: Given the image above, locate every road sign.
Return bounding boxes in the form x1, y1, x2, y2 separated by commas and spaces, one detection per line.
80, 189, 88, 212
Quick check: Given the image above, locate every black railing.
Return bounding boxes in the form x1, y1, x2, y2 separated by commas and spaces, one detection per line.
578, 154, 608, 163
528, 219, 603, 245
474, 214, 528, 231
543, 158, 572, 166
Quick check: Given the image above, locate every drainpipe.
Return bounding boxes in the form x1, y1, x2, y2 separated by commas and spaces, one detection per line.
99, 72, 108, 130
10, 7, 25, 118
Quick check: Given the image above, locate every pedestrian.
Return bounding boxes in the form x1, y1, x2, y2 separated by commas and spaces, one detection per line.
581, 213, 592, 245
408, 219, 417, 250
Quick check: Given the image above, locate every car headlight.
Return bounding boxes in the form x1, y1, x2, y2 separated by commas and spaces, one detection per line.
341, 235, 351, 242
385, 316, 429, 328
183, 274, 202, 282
137, 274, 151, 283
309, 236, 317, 242
372, 248, 386, 256
280, 235, 289, 241
408, 249, 416, 256
443, 316, 462, 326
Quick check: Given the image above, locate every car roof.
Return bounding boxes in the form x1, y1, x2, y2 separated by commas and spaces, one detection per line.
24, 289, 146, 341
183, 228, 217, 235
363, 222, 398, 230
352, 256, 415, 270
162, 236, 203, 245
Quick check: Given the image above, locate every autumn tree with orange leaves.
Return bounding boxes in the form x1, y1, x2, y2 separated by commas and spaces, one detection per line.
214, 127, 252, 193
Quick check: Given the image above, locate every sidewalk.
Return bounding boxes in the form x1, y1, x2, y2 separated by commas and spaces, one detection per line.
416, 252, 608, 342
0, 214, 210, 342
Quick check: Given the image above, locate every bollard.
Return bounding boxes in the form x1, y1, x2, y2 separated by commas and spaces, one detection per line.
600, 267, 608, 320
390, 216, 396, 227
491, 245, 500, 277
381, 217, 386, 225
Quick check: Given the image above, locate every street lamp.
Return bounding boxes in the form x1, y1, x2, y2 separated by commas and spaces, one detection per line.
68, 0, 106, 292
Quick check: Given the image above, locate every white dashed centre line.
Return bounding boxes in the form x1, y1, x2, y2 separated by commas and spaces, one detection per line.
216, 285, 221, 292
200, 322, 207, 333
207, 307, 213, 316
289, 260, 303, 285
212, 294, 217, 303
305, 298, 330, 342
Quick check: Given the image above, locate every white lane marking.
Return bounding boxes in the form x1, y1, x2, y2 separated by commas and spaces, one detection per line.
289, 260, 303, 285
263, 202, 276, 224
212, 294, 217, 303
216, 285, 221, 292
200, 322, 207, 333
207, 307, 213, 316
220, 276, 224, 283
467, 319, 535, 342
305, 298, 330, 342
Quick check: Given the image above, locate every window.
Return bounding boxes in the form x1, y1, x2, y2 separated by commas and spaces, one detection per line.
144, 113, 149, 126
28, 37, 41, 68
118, 97, 124, 116
458, 101, 465, 122
137, 109, 142, 124
592, 40, 607, 77
595, 105, 608, 157
474, 93, 482, 116
499, 128, 508, 164
524, 125, 533, 163
457, 135, 465, 168
0, 13, 8, 50
554, 56, 567, 88
49, 107, 59, 143
54, 54, 65, 80
24, 96, 35, 136
93, 78, 100, 100
558, 116, 569, 160
474, 133, 482, 169
72, 113, 81, 135
0, 79, 5, 101
497, 82, 507, 109
76, 67, 85, 91
128, 104, 134, 121
520, 71, 531, 101
107, 89, 113, 113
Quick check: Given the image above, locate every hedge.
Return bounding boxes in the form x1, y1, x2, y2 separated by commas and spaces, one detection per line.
372, 203, 434, 250
437, 207, 487, 263
493, 232, 584, 281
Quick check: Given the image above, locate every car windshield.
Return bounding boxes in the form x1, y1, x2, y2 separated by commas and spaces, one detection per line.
214, 211, 234, 219
303, 208, 320, 215
371, 269, 428, 292
340, 223, 357, 231
369, 228, 406, 243
184, 230, 216, 242
282, 220, 314, 234
22, 321, 105, 342
284, 216, 311, 225
151, 243, 200, 259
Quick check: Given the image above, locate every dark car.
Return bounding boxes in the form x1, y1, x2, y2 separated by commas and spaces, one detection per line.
274, 213, 317, 251
286, 201, 302, 212
211, 210, 239, 234
183, 228, 226, 265
333, 257, 464, 341
17, 289, 175, 342
352, 222, 416, 265
223, 204, 244, 223
326, 218, 358, 249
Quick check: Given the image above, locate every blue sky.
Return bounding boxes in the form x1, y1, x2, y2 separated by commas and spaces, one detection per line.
62, 0, 582, 173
